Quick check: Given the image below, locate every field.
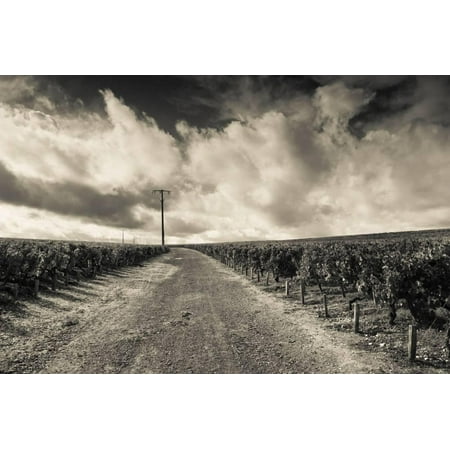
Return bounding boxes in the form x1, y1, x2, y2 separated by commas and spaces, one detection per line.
2, 229, 450, 373
185, 228, 450, 369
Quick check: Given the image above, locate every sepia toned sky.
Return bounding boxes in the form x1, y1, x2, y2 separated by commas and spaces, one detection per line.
0, 75, 449, 244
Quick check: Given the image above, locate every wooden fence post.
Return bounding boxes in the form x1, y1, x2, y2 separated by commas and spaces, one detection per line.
266, 271, 270, 286
408, 324, 417, 362
250, 267, 253, 279
285, 280, 289, 297
372, 289, 377, 306
245, 267, 248, 277
52, 271, 57, 291
257, 270, 261, 282
300, 280, 305, 305
323, 294, 329, 318
353, 303, 360, 333
34, 278, 39, 298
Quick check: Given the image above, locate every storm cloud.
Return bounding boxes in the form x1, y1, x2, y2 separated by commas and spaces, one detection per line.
1, 76, 450, 244
0, 160, 156, 228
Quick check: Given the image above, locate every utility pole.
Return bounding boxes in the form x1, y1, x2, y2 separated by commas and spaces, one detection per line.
152, 189, 170, 246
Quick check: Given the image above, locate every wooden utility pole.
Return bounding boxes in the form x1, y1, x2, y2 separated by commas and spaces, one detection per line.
152, 189, 170, 246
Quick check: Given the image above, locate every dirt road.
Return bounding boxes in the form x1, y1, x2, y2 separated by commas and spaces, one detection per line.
0, 248, 419, 373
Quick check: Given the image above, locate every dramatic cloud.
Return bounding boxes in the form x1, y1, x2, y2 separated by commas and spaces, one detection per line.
0, 160, 155, 227
0, 76, 449, 244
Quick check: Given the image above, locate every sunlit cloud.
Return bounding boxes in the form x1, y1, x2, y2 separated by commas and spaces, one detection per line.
0, 76, 449, 244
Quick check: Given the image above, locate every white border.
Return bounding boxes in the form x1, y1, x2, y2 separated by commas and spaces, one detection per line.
1, 1, 449, 448
1, 1, 449, 74
2, 375, 449, 449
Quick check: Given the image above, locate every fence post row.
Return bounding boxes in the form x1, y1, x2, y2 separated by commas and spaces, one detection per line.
215, 250, 422, 365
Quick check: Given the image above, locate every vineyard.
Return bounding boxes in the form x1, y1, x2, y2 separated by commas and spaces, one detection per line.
3, 232, 450, 371
186, 236, 450, 362
0, 238, 168, 299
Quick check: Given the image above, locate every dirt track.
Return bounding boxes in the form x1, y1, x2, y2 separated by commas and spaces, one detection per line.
0, 248, 424, 373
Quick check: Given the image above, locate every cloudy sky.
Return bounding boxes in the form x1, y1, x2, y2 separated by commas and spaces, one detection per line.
0, 75, 449, 244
